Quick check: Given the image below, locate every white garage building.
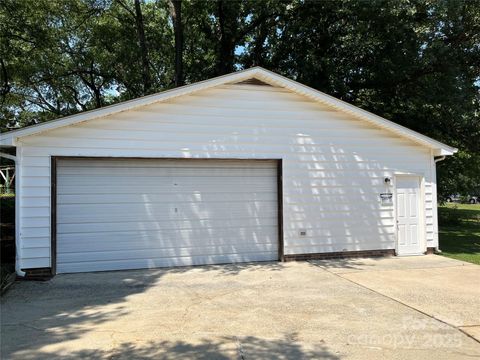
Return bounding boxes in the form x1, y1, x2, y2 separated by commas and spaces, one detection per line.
0, 67, 456, 276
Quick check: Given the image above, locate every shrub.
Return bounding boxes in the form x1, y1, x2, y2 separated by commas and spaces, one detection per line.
0, 196, 15, 224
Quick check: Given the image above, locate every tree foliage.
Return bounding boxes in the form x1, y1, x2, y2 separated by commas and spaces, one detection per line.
0, 0, 478, 197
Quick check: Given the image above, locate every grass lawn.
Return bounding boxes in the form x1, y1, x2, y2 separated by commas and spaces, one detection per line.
438, 203, 480, 265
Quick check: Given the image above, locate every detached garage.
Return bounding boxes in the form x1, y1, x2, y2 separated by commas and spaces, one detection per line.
0, 67, 456, 276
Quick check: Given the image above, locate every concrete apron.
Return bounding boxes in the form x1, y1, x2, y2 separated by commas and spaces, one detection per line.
312, 255, 480, 343
1, 255, 479, 359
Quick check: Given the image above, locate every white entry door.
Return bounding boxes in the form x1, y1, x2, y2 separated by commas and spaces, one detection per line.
396, 176, 423, 255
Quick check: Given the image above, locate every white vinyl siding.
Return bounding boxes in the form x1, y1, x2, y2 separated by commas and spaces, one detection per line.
16, 83, 436, 269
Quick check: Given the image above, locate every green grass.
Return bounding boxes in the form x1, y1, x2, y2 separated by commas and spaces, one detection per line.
438, 203, 480, 265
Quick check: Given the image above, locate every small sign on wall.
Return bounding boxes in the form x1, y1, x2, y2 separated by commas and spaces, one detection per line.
380, 193, 393, 206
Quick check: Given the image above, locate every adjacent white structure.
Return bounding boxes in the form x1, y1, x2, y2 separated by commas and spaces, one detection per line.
0, 67, 456, 275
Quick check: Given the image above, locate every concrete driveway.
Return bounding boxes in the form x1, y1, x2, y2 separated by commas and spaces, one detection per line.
1, 255, 479, 359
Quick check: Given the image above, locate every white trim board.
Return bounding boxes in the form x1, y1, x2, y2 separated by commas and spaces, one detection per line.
0, 67, 457, 156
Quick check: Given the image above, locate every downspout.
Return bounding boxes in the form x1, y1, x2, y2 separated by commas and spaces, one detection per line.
0, 151, 26, 277
434, 156, 446, 163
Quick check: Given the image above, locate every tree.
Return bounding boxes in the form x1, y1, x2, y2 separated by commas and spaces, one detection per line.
0, 0, 477, 197
169, 0, 183, 87
117, 0, 152, 94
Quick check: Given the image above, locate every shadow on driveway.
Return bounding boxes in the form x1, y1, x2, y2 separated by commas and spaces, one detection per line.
9, 336, 339, 360
4, 262, 335, 359
2, 258, 480, 359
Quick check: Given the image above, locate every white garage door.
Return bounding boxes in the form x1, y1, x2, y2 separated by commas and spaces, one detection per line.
56, 158, 279, 273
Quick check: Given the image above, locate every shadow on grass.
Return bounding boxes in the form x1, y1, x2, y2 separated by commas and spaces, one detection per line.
438, 205, 480, 227
439, 205, 480, 265
440, 227, 480, 251
439, 226, 480, 264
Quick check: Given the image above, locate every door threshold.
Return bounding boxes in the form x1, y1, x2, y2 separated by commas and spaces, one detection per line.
396, 253, 425, 257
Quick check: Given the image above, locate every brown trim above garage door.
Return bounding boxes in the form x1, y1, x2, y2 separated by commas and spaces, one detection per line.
50, 156, 57, 276
49, 156, 284, 275
277, 159, 284, 262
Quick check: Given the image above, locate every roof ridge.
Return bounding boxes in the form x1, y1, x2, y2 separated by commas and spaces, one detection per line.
0, 67, 457, 156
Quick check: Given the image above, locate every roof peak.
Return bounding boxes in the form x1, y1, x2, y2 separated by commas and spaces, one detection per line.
0, 67, 456, 155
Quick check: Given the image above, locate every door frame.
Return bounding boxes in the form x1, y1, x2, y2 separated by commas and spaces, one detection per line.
50, 156, 284, 275
393, 173, 426, 256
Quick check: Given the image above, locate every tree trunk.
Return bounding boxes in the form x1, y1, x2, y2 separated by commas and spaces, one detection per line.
215, 0, 235, 75
169, 0, 184, 87
134, 0, 151, 93
252, 22, 268, 67
0, 59, 10, 102
93, 88, 102, 108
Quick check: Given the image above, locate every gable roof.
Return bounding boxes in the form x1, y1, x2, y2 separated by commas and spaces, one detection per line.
0, 67, 457, 155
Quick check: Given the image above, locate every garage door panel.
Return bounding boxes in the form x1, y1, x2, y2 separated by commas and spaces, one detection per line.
58, 175, 276, 187
57, 227, 278, 251
58, 238, 278, 254
56, 158, 279, 273
57, 200, 276, 217
58, 243, 278, 264
58, 225, 278, 243
58, 252, 278, 273
57, 217, 278, 233
57, 192, 277, 204
58, 159, 275, 169
57, 184, 276, 195
58, 166, 277, 177
57, 210, 278, 224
